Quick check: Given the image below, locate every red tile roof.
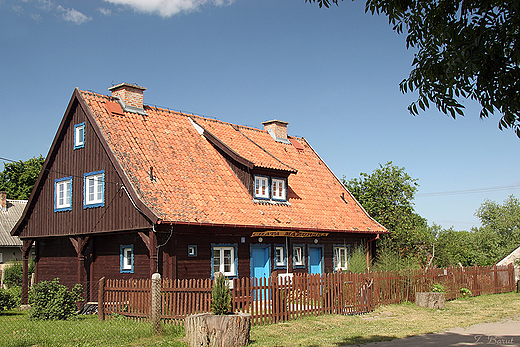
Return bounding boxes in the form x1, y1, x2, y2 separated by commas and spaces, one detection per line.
81, 90, 386, 234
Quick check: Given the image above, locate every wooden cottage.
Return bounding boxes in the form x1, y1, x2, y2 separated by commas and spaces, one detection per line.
12, 83, 387, 303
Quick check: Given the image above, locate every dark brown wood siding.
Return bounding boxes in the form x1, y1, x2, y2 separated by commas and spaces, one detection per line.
18, 101, 150, 238
36, 238, 77, 287
164, 225, 368, 280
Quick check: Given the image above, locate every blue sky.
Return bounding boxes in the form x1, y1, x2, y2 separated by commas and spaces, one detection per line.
1, 0, 519, 231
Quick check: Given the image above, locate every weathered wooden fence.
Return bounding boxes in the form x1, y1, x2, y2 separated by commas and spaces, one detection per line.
98, 264, 515, 325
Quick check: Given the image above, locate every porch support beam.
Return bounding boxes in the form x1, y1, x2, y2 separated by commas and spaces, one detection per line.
138, 230, 158, 275
21, 239, 33, 305
69, 236, 91, 290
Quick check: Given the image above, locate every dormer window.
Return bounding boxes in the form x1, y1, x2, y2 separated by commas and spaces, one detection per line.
254, 175, 287, 202
74, 123, 85, 149
254, 176, 269, 199
271, 178, 286, 201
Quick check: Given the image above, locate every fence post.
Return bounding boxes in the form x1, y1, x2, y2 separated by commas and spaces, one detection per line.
98, 277, 105, 321
151, 273, 162, 334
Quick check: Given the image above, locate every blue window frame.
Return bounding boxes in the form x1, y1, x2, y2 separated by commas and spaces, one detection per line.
274, 244, 287, 269
83, 170, 105, 209
271, 177, 287, 201
74, 122, 85, 149
188, 245, 197, 257
211, 243, 238, 278
120, 244, 134, 273
333, 244, 350, 271
54, 176, 72, 212
292, 244, 305, 269
254, 175, 270, 200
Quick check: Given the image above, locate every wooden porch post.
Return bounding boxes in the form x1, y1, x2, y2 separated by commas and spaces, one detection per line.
70, 236, 91, 300
138, 230, 158, 276
21, 239, 33, 305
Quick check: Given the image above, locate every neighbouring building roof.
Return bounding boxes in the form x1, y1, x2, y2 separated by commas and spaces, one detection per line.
0, 199, 25, 246
79, 88, 386, 234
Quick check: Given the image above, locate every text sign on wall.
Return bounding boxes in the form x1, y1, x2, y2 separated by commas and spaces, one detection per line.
251, 231, 329, 238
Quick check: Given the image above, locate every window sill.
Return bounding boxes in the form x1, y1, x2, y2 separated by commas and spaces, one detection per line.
253, 199, 290, 206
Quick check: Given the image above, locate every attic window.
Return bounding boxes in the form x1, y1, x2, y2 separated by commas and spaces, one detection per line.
254, 175, 287, 202
74, 123, 85, 149
271, 178, 286, 201
54, 176, 72, 212
254, 176, 269, 200
84, 170, 105, 208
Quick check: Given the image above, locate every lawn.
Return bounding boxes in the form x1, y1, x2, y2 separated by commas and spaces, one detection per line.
0, 292, 518, 347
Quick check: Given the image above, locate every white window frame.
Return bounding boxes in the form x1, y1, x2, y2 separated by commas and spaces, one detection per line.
120, 245, 134, 273
274, 245, 286, 268
84, 170, 105, 208
293, 245, 305, 268
212, 244, 237, 277
0, 252, 3, 263
74, 122, 85, 149
254, 175, 270, 200
54, 176, 72, 212
271, 177, 287, 201
334, 246, 349, 271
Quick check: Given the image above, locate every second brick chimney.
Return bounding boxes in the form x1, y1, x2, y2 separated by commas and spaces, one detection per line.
262, 119, 290, 144
108, 83, 147, 115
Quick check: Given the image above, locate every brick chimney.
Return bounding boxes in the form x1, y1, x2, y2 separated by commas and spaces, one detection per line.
108, 83, 147, 115
262, 119, 290, 144
0, 191, 6, 212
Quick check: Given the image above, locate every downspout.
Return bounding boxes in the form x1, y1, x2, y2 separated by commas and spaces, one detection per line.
366, 234, 379, 270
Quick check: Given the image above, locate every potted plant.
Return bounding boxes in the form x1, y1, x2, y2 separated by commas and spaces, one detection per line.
185, 273, 251, 347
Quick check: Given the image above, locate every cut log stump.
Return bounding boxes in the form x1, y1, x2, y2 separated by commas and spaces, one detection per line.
185, 312, 251, 347
415, 292, 445, 309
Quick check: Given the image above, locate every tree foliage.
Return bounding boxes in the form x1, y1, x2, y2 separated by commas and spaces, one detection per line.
343, 162, 437, 267
0, 155, 45, 200
211, 273, 232, 315
306, 0, 520, 137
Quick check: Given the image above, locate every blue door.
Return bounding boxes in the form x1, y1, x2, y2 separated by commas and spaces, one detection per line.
251, 245, 270, 300
309, 246, 323, 274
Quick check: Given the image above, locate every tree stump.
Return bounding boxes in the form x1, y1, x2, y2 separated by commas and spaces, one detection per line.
185, 312, 251, 347
415, 292, 445, 309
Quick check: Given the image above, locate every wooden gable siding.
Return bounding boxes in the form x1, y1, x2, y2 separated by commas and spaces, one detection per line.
17, 100, 151, 238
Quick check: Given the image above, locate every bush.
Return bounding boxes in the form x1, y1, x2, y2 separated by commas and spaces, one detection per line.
348, 245, 369, 273
374, 247, 422, 272
5, 286, 21, 308
431, 283, 445, 293
0, 288, 16, 311
211, 272, 231, 315
460, 287, 472, 298
2, 259, 35, 288
29, 278, 83, 320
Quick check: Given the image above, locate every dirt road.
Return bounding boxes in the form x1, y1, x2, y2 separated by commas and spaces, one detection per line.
356, 316, 520, 347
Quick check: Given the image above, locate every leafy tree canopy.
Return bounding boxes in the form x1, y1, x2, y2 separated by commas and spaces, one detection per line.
0, 155, 45, 200
342, 162, 428, 255
306, 0, 520, 137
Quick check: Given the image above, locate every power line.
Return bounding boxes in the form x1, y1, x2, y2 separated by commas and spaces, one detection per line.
417, 183, 520, 197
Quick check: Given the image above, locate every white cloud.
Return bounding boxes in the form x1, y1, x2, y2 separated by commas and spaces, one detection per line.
57, 5, 92, 24
98, 7, 112, 15
103, 0, 235, 17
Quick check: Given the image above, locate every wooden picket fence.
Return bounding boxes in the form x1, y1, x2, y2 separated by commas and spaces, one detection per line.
97, 264, 515, 325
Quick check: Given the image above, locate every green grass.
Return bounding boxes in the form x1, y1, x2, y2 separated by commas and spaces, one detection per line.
250, 292, 520, 346
0, 292, 519, 346
0, 312, 187, 347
